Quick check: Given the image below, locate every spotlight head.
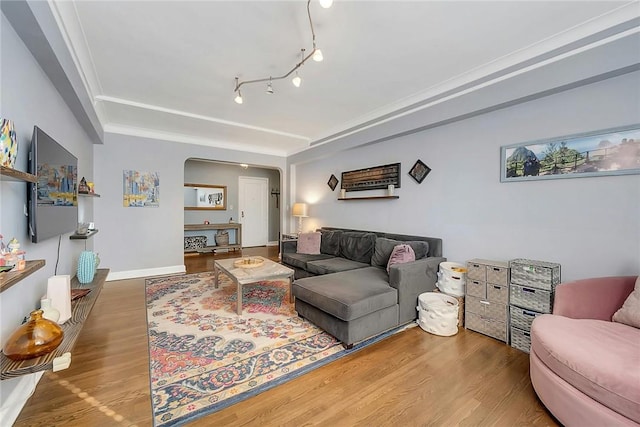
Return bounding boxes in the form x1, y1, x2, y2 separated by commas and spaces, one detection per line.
292, 73, 302, 87
313, 48, 323, 62
319, 0, 333, 8
234, 91, 243, 104
266, 82, 274, 94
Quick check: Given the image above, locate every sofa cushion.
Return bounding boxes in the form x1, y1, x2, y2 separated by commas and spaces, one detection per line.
339, 232, 377, 264
386, 244, 415, 273
371, 237, 430, 268
320, 229, 343, 256
293, 267, 397, 321
531, 315, 640, 423
306, 257, 370, 275
613, 276, 640, 328
282, 252, 334, 270
297, 232, 321, 255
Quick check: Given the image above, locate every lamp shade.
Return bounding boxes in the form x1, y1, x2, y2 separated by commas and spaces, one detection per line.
292, 203, 308, 217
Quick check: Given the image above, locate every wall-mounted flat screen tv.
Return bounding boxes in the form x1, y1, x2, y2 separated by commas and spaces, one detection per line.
28, 126, 78, 243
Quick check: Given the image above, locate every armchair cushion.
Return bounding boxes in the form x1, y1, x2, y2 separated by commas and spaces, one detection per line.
613, 277, 640, 328
532, 314, 640, 423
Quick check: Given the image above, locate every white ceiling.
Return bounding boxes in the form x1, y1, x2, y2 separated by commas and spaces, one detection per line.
48, 1, 638, 156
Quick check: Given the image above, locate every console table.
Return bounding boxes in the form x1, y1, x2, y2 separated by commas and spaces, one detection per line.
184, 223, 242, 253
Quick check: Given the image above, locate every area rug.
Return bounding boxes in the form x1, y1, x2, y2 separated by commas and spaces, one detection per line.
146, 271, 409, 426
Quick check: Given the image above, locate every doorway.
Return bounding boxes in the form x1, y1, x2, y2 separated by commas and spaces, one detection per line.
238, 176, 269, 247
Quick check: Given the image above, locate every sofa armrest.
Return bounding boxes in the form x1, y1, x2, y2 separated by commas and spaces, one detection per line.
389, 256, 446, 324
282, 240, 298, 254
553, 276, 636, 320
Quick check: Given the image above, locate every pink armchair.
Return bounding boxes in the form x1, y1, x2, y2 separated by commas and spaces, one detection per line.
530, 276, 640, 427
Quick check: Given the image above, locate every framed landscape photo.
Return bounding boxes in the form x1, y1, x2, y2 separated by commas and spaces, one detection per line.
409, 159, 431, 184
501, 124, 640, 182
327, 174, 338, 191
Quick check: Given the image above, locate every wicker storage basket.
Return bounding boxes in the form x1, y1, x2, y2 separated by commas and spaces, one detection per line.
486, 283, 509, 305
215, 231, 229, 246
466, 296, 508, 322
466, 280, 486, 299
510, 258, 560, 290
465, 312, 507, 342
510, 325, 532, 353
510, 306, 544, 331
510, 284, 554, 313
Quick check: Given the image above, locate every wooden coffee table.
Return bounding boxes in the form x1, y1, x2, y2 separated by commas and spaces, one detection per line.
213, 256, 295, 315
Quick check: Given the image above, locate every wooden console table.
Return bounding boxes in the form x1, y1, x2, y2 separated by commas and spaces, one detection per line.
184, 223, 242, 253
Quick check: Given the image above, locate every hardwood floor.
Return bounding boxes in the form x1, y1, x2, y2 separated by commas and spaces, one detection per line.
15, 247, 558, 426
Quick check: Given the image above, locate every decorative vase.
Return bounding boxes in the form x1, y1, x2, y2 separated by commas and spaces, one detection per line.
40, 298, 60, 323
0, 119, 18, 169
77, 251, 99, 284
3, 310, 64, 361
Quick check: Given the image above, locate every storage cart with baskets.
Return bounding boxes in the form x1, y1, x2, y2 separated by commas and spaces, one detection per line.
508, 258, 561, 353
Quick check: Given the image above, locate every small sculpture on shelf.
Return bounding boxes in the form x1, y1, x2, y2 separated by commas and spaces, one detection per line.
0, 236, 26, 271
78, 176, 90, 194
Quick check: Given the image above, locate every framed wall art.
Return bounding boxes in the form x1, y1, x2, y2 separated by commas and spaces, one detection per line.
123, 170, 159, 207
327, 174, 338, 191
408, 159, 431, 184
501, 124, 640, 182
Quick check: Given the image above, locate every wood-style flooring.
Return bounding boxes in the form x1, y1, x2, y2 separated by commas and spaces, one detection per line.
15, 246, 558, 426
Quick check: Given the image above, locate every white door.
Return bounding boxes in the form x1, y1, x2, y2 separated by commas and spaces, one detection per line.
238, 177, 269, 247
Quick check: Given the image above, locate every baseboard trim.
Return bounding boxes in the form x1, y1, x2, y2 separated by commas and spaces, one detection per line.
106, 265, 186, 281
267, 241, 278, 247
0, 372, 44, 426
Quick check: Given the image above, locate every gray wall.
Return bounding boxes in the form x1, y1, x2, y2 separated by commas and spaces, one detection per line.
184, 159, 281, 242
0, 13, 96, 406
93, 134, 286, 275
289, 71, 640, 282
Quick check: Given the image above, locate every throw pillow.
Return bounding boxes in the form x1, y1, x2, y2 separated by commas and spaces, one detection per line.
612, 277, 640, 328
296, 232, 321, 255
387, 244, 416, 273
371, 237, 429, 268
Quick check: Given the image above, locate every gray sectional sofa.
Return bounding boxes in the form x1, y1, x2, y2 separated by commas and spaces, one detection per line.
283, 227, 445, 347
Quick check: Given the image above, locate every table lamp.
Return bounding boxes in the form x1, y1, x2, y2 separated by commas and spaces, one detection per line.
292, 203, 308, 234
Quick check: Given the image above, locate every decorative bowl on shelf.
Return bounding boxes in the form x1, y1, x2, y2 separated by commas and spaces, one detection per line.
233, 257, 265, 269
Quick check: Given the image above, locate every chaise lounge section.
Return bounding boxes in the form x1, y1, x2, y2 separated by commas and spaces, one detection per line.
283, 227, 445, 347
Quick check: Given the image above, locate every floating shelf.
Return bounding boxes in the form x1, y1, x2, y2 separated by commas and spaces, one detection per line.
0, 260, 46, 294
0, 166, 37, 183
69, 230, 99, 240
338, 196, 400, 201
78, 192, 100, 198
0, 269, 109, 380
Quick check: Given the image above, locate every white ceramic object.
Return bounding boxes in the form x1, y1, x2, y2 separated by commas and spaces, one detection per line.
40, 298, 60, 323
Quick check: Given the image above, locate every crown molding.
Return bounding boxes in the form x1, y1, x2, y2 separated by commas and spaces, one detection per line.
310, 3, 640, 148
96, 95, 310, 142
104, 123, 290, 157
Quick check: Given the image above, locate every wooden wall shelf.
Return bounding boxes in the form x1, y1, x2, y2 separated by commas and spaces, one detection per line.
0, 260, 46, 293
0, 269, 109, 380
78, 192, 100, 198
338, 196, 400, 201
0, 166, 37, 183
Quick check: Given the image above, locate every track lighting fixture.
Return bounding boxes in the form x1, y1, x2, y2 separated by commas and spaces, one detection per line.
233, 0, 331, 103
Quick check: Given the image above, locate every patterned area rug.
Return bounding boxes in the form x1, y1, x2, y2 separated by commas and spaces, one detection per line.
146, 272, 345, 426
